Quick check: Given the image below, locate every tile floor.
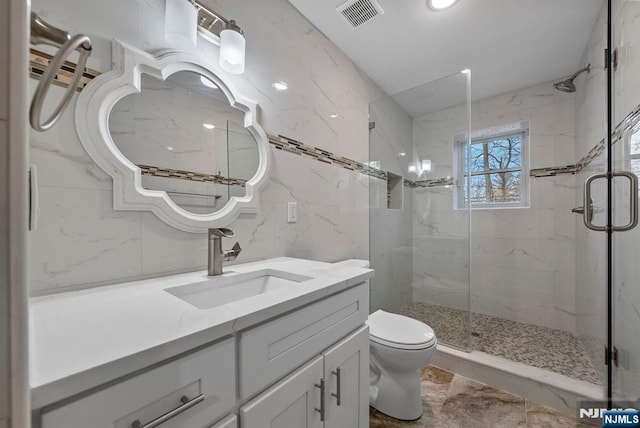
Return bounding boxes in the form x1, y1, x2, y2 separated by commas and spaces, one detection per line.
400, 302, 601, 385
369, 366, 593, 427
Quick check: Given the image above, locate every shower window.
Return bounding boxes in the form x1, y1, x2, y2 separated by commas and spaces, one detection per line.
455, 123, 529, 209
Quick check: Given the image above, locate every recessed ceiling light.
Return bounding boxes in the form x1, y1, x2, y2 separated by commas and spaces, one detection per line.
167, 146, 174, 151
398, 152, 406, 156
203, 123, 216, 129
273, 81, 288, 91
330, 114, 339, 118
200, 76, 218, 89
427, 0, 459, 11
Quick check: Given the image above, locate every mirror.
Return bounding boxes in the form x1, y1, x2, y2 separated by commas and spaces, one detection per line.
109, 71, 260, 215
75, 41, 270, 233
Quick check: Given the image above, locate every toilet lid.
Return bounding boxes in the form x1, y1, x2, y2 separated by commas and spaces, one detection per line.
367, 310, 436, 349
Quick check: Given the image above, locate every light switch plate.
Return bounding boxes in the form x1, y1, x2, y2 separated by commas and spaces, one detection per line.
287, 202, 297, 223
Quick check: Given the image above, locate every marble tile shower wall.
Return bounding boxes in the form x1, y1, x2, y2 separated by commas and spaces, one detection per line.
28, 0, 384, 294
369, 97, 414, 312
412, 80, 578, 333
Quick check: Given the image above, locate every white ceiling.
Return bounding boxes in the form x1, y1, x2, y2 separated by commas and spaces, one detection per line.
288, 0, 603, 116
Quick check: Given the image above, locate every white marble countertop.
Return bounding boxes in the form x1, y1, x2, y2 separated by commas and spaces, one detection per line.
30, 257, 373, 409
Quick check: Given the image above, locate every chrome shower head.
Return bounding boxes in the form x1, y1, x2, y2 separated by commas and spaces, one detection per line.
553, 64, 591, 93
554, 79, 576, 93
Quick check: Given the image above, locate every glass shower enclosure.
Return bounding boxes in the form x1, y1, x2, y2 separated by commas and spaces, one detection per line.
368, 0, 640, 408
368, 71, 471, 350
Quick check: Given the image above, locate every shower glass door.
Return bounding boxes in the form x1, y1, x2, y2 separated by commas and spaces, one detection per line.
611, 0, 640, 404
369, 71, 472, 350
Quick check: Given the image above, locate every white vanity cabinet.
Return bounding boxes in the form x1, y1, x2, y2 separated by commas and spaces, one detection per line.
33, 271, 372, 428
240, 327, 369, 428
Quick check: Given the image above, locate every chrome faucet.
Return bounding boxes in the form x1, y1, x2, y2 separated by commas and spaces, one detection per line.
208, 228, 242, 276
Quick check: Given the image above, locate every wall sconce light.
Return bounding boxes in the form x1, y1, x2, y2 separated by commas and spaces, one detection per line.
165, 0, 198, 49
219, 20, 245, 74
408, 159, 432, 176
194, 1, 246, 75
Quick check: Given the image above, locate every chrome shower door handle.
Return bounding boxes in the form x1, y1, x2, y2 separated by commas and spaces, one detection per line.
584, 173, 607, 231
583, 171, 639, 232
612, 171, 639, 232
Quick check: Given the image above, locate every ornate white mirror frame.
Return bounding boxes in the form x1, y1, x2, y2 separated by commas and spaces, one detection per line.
75, 40, 271, 233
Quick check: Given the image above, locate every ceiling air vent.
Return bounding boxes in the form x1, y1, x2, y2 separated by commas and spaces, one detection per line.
336, 0, 385, 29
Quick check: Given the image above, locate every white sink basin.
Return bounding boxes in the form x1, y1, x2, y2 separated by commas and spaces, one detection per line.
164, 269, 313, 309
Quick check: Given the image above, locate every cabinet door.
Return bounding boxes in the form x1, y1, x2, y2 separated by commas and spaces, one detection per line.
241, 356, 323, 428
323, 326, 369, 428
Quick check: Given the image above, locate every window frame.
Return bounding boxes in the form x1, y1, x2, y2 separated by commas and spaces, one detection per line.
454, 123, 530, 210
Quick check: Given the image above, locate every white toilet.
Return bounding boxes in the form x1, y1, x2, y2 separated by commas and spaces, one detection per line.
367, 310, 437, 420
332, 259, 438, 421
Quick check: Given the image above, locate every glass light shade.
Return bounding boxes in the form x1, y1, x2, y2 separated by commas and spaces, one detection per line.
220, 27, 246, 74
165, 0, 197, 49
427, 0, 459, 11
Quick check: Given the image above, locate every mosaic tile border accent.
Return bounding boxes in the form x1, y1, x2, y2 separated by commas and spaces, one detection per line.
267, 133, 388, 180
138, 164, 247, 187
29, 48, 100, 91
405, 177, 455, 188
530, 104, 640, 177
268, 134, 457, 189
29, 49, 640, 186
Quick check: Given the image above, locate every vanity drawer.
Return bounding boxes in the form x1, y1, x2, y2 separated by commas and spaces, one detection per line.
41, 338, 236, 428
238, 282, 369, 399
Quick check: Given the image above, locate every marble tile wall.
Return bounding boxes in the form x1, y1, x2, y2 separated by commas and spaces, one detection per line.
28, 0, 384, 294
412, 80, 578, 333
368, 96, 414, 312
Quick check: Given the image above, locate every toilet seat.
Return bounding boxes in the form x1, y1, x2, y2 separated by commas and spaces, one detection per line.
367, 310, 436, 350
